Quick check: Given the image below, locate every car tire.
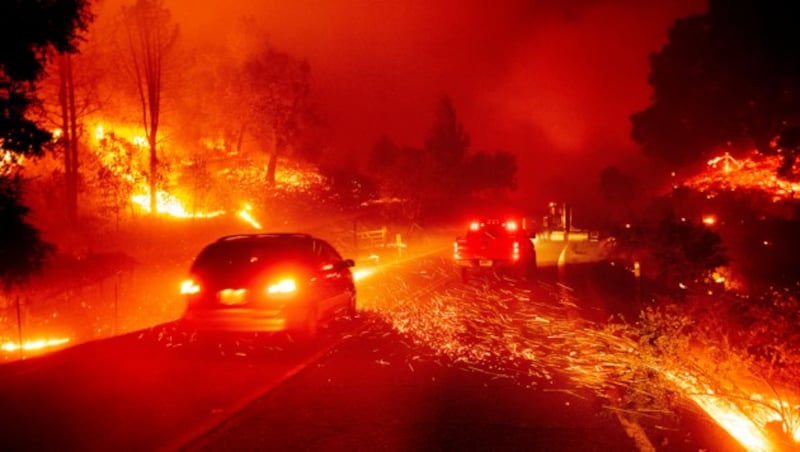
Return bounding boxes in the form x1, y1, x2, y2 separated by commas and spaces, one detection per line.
346, 293, 357, 318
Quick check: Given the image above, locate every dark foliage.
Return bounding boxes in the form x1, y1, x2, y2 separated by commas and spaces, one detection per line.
367, 96, 518, 222
0, 0, 91, 289
0, 178, 54, 290
610, 211, 728, 294
1, 0, 92, 156
631, 1, 800, 176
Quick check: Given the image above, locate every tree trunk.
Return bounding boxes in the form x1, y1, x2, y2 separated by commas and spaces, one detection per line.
149, 138, 158, 214
266, 128, 278, 186
266, 153, 277, 186
58, 54, 78, 226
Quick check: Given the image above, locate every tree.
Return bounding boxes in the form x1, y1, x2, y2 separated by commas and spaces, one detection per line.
631, 1, 800, 176
118, 0, 178, 214
424, 95, 470, 197
0, 0, 91, 288
367, 97, 518, 221
243, 46, 312, 185
0, 179, 54, 291
463, 150, 517, 192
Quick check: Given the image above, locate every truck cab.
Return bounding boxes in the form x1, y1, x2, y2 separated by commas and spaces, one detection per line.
453, 218, 537, 282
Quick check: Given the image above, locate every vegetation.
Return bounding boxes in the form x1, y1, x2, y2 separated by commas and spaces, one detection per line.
368, 95, 517, 222
0, 0, 91, 289
631, 0, 800, 177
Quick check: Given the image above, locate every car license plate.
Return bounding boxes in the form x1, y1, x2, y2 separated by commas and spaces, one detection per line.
219, 288, 248, 305
479, 260, 493, 267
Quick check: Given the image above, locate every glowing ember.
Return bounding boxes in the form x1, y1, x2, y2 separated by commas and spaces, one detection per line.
237, 203, 262, 230
685, 151, 800, 201
359, 258, 799, 451
702, 214, 717, 226
2, 337, 71, 353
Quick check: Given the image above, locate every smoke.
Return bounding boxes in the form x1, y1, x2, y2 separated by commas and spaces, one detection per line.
94, 0, 705, 203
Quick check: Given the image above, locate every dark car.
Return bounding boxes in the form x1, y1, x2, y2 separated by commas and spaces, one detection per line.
180, 233, 356, 339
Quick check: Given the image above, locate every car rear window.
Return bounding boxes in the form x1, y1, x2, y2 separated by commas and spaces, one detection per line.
191, 238, 313, 274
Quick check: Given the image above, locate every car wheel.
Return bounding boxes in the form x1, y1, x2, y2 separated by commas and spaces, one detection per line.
346, 293, 357, 318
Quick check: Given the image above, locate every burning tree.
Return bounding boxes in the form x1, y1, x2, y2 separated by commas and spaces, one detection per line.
117, 0, 178, 214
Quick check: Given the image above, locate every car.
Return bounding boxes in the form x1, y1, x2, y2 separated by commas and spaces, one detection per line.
180, 233, 356, 340
454, 218, 537, 282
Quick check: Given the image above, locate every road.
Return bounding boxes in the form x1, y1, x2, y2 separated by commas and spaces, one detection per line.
0, 238, 742, 451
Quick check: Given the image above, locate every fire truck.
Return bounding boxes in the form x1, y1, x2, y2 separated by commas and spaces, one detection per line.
453, 218, 537, 282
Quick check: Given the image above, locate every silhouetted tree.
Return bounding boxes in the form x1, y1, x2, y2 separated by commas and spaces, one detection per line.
368, 97, 518, 220
0, 179, 55, 290
424, 95, 470, 197
631, 1, 800, 176
243, 46, 311, 186
118, 0, 178, 213
463, 150, 517, 192
0, 0, 91, 288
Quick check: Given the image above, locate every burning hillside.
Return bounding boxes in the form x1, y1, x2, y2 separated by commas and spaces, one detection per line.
683, 151, 799, 202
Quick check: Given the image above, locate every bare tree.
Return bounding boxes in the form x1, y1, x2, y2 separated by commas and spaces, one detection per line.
119, 0, 178, 213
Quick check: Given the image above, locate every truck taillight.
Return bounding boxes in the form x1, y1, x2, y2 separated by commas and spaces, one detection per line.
512, 241, 520, 261
469, 221, 480, 231
453, 241, 460, 259
505, 220, 518, 232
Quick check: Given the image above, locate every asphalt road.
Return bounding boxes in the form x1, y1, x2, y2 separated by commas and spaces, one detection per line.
0, 239, 743, 452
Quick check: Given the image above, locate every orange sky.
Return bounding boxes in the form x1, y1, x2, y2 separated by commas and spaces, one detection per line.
95, 0, 706, 204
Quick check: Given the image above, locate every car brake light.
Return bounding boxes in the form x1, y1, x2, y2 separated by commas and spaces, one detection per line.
469, 221, 480, 231
267, 278, 298, 295
505, 220, 518, 232
180, 279, 201, 295
512, 241, 520, 261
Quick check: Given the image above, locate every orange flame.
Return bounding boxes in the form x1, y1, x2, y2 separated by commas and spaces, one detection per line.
686, 151, 800, 201
131, 189, 224, 218
2, 337, 71, 353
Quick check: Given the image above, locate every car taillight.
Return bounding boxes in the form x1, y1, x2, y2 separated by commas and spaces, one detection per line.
180, 278, 201, 295
266, 278, 298, 295
469, 221, 480, 231
453, 241, 460, 259
505, 220, 518, 232
512, 241, 520, 261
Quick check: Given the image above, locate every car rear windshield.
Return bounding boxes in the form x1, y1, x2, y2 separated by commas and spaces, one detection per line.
191, 238, 313, 274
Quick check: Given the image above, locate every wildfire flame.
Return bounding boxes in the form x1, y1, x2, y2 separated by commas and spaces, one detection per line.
685, 150, 800, 201
131, 189, 224, 218
1, 337, 71, 353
